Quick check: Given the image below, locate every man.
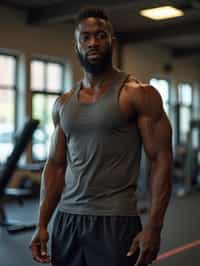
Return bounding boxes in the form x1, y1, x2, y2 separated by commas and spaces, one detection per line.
30, 7, 173, 266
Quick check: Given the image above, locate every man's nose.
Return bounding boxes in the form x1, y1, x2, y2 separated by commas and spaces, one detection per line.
87, 36, 99, 48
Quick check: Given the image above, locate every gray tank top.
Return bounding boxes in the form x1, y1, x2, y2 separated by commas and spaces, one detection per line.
58, 71, 142, 216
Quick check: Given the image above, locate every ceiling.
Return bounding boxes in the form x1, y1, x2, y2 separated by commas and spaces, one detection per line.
1, 0, 200, 58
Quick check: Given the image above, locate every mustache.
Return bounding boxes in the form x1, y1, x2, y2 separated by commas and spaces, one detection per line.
76, 47, 112, 75
86, 49, 101, 55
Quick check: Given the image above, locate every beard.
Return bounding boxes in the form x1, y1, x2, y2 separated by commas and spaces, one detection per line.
77, 46, 112, 75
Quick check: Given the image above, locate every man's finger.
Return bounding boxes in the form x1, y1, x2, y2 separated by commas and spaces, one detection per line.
31, 242, 43, 262
146, 247, 160, 264
31, 242, 40, 256
127, 239, 139, 256
135, 246, 148, 266
40, 240, 48, 256
39, 240, 51, 263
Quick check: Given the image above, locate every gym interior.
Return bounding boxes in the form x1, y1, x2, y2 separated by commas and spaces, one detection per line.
0, 1, 200, 266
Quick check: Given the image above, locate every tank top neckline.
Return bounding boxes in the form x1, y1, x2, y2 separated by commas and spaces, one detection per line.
74, 71, 127, 107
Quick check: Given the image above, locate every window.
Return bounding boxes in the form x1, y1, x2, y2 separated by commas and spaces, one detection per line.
0, 54, 17, 164
31, 59, 64, 161
178, 83, 193, 143
149, 78, 178, 145
150, 78, 170, 115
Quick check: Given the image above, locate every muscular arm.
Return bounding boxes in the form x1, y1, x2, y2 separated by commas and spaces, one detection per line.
126, 82, 173, 265
38, 96, 67, 229
30, 93, 71, 263
136, 85, 173, 229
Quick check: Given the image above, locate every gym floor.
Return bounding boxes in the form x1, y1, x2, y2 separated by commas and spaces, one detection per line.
1, 190, 200, 266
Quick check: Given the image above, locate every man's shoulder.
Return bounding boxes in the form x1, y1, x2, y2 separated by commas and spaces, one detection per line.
56, 86, 78, 107
125, 75, 150, 92
59, 91, 73, 105
52, 89, 75, 124
124, 75, 160, 99
123, 75, 163, 116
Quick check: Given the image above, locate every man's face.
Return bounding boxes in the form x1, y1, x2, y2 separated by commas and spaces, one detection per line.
75, 17, 113, 75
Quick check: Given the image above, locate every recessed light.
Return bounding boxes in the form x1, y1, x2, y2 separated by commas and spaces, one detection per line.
140, 6, 184, 20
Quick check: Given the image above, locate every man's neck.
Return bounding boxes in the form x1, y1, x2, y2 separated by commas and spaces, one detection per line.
83, 66, 118, 91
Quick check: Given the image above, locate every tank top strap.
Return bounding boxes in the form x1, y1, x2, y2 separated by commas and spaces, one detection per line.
113, 71, 130, 97
72, 80, 82, 93
69, 80, 82, 102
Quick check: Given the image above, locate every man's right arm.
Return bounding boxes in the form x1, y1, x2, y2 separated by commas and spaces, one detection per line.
38, 94, 68, 229
30, 93, 70, 264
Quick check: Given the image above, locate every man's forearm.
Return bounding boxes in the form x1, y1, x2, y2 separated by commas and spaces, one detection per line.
147, 153, 172, 230
37, 162, 66, 229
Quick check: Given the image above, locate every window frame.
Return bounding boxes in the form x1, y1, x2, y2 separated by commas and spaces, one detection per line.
0, 52, 19, 163
0, 52, 19, 130
177, 81, 194, 144
30, 57, 65, 162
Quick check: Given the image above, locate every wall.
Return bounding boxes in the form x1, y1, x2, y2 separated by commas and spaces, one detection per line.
122, 43, 200, 84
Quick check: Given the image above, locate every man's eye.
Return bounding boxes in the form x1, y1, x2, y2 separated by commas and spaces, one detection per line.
80, 35, 89, 42
97, 32, 107, 39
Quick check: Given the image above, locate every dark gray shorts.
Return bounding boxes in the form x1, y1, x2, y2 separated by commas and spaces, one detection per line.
51, 211, 143, 266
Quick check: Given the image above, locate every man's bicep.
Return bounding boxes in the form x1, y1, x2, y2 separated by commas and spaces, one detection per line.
47, 95, 68, 165
138, 112, 172, 160
48, 124, 67, 165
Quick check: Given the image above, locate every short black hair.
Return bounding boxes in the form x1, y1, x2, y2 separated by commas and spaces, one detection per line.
75, 6, 109, 22
74, 6, 114, 36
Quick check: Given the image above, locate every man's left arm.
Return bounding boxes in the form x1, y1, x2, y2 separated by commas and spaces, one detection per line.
127, 85, 173, 266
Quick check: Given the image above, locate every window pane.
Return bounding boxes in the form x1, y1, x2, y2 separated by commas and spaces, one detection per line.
150, 78, 169, 115
47, 63, 62, 92
32, 94, 45, 124
180, 106, 191, 143
0, 55, 16, 86
192, 128, 199, 149
46, 95, 57, 128
32, 94, 46, 160
31, 60, 45, 91
0, 89, 15, 163
0, 89, 15, 124
178, 83, 192, 105
150, 79, 169, 103
32, 94, 57, 161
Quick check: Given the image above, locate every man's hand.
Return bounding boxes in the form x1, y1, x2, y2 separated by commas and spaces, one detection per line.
127, 226, 161, 266
29, 227, 51, 264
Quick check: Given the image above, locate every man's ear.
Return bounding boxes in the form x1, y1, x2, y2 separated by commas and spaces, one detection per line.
73, 39, 79, 54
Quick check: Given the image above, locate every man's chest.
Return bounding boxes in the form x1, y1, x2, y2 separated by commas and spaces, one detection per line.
78, 86, 136, 121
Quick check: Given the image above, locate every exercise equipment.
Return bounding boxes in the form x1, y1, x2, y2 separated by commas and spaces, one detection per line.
0, 118, 39, 233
